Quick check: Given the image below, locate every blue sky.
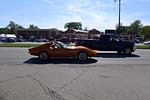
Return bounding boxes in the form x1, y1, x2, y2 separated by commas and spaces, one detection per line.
0, 0, 150, 31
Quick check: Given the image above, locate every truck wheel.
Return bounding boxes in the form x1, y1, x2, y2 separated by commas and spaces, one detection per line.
124, 48, 132, 55
38, 51, 49, 60
78, 52, 88, 61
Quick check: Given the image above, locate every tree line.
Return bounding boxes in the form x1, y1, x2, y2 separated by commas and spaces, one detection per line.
0, 21, 39, 34
116, 20, 150, 40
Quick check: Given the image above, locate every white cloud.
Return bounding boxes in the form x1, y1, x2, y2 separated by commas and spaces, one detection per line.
26, 0, 150, 30
60, 0, 116, 30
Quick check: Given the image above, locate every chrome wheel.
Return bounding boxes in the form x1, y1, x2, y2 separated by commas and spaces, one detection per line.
39, 52, 49, 60
124, 48, 132, 55
78, 52, 87, 61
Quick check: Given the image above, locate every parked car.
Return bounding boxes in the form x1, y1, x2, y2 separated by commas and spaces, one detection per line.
16, 38, 24, 42
34, 38, 49, 42
144, 41, 150, 46
28, 41, 96, 61
49, 37, 55, 41
75, 34, 136, 55
0, 37, 16, 42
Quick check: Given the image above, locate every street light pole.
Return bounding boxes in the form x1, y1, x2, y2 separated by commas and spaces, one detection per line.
118, 0, 121, 29
115, 0, 121, 34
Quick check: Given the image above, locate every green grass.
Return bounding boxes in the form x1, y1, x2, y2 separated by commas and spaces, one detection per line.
0, 43, 41, 47
136, 45, 150, 49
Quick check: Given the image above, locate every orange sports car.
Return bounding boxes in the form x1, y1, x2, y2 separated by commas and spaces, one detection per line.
28, 41, 96, 61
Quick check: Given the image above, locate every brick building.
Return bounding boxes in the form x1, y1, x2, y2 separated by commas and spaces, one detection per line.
15, 28, 62, 41
62, 28, 103, 39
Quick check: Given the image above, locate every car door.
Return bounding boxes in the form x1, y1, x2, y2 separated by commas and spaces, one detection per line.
50, 48, 65, 57
49, 47, 75, 57
99, 38, 112, 51
110, 38, 123, 51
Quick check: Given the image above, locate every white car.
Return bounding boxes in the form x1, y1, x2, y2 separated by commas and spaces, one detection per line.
144, 41, 150, 46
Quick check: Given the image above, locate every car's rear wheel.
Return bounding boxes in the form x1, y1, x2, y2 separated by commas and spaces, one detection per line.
124, 48, 132, 55
78, 52, 88, 61
38, 51, 49, 60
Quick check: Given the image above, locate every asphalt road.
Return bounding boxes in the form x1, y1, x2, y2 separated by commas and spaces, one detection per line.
0, 47, 150, 100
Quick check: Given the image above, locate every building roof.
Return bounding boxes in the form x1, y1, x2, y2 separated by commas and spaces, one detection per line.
63, 28, 88, 34
16, 28, 62, 32
88, 28, 103, 34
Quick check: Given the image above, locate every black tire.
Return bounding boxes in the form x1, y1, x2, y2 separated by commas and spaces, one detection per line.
38, 51, 49, 60
124, 48, 132, 55
78, 52, 88, 61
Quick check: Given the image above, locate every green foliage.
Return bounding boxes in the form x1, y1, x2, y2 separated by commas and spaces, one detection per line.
64, 22, 82, 30
0, 21, 39, 34
116, 23, 128, 35
116, 20, 143, 36
6, 21, 16, 34
140, 26, 150, 40
127, 20, 143, 35
116, 20, 150, 40
28, 24, 39, 29
6, 21, 24, 34
15, 24, 25, 29
0, 28, 8, 34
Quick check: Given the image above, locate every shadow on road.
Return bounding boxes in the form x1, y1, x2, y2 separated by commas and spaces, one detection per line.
96, 53, 140, 58
24, 58, 97, 64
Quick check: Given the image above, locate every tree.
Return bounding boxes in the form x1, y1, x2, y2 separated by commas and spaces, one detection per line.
0, 28, 8, 34
127, 20, 143, 36
116, 23, 128, 35
6, 21, 16, 34
28, 24, 39, 29
64, 22, 82, 30
15, 24, 24, 29
141, 26, 150, 40
6, 21, 24, 34
83, 27, 88, 31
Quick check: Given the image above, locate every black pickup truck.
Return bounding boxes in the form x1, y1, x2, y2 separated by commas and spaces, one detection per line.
75, 34, 136, 55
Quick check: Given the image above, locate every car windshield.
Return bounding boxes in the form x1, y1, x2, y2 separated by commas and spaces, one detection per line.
58, 42, 67, 48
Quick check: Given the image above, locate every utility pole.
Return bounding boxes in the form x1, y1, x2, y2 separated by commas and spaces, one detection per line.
115, 0, 121, 34
118, 0, 121, 28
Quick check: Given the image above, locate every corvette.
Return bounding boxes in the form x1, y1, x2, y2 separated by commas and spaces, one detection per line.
28, 41, 96, 61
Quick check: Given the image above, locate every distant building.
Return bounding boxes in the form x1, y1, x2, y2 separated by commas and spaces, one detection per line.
15, 28, 62, 40
88, 29, 104, 39
62, 28, 88, 39
62, 28, 103, 39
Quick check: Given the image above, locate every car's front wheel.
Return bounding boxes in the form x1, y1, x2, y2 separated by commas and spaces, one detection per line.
78, 52, 88, 61
38, 51, 49, 60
